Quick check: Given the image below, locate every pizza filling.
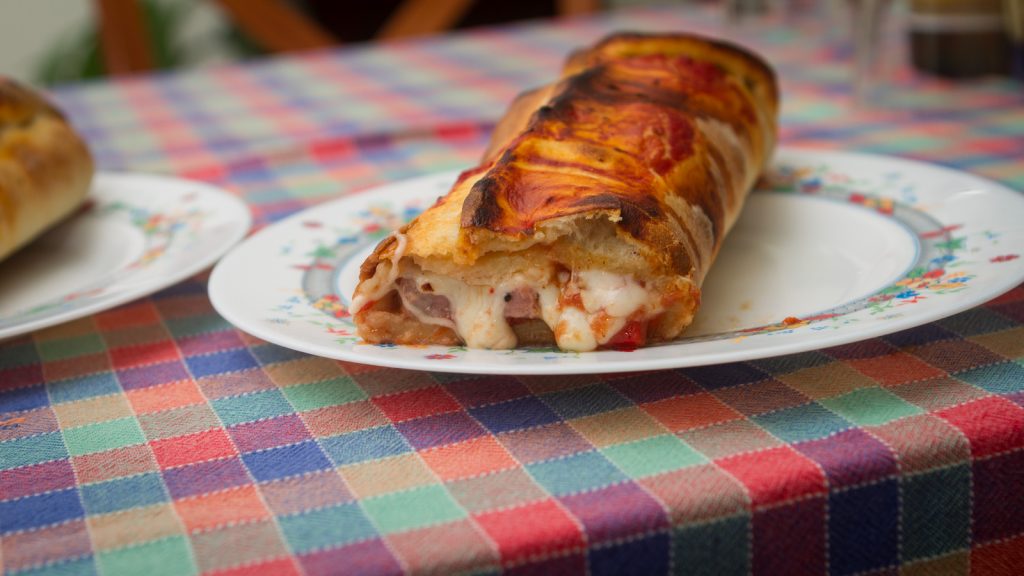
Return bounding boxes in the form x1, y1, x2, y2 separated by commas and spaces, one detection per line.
352, 233, 671, 351
386, 266, 661, 351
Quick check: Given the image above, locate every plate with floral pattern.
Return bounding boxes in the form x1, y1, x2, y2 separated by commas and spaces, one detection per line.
0, 173, 251, 340
209, 148, 1024, 374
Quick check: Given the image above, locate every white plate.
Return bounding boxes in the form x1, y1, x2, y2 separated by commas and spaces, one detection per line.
0, 172, 251, 340
209, 148, 1024, 374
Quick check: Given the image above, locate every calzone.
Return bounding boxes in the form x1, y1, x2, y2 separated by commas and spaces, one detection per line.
353, 33, 778, 351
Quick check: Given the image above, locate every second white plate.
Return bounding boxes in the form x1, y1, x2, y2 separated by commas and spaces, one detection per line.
0, 172, 251, 340
209, 148, 1024, 374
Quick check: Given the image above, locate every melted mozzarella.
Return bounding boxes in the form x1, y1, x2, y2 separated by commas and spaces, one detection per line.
537, 284, 595, 352
537, 284, 561, 329
577, 270, 649, 317
412, 272, 516, 349
453, 287, 517, 349
553, 306, 597, 352
540, 271, 653, 351
389, 264, 657, 351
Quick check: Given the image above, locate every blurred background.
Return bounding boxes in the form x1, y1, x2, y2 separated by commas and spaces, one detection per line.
0, 0, 1020, 87
0, 0, 676, 86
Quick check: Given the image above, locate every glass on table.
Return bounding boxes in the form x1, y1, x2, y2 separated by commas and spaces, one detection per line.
723, 0, 894, 105
847, 0, 895, 104
722, 0, 892, 99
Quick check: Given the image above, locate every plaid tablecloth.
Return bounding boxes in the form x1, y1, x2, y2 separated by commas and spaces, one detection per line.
3, 5, 1024, 576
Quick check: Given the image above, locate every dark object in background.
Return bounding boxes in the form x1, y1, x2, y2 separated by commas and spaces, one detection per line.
1008, 0, 1024, 79
82, 0, 598, 84
909, 0, 1010, 77
301, 0, 565, 42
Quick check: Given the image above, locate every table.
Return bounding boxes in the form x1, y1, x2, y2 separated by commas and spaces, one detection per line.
3, 5, 1023, 576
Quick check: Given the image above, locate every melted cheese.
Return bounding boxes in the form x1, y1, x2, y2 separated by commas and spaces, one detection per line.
390, 265, 658, 352
410, 272, 516, 349
452, 287, 517, 349
577, 270, 649, 317
549, 270, 651, 351
554, 305, 597, 352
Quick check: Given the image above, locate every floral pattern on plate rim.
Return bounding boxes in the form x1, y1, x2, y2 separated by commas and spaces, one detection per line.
0, 194, 208, 328
269, 163, 1017, 360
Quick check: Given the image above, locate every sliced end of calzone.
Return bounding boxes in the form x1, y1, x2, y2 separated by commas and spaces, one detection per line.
352, 32, 778, 351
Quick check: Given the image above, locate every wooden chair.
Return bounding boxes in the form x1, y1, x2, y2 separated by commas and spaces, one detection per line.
377, 0, 600, 39
93, 0, 601, 76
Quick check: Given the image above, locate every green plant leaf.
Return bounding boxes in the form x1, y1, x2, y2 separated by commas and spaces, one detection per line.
33, 0, 201, 85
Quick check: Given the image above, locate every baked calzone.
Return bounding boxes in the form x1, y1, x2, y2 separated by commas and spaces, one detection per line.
353, 33, 778, 351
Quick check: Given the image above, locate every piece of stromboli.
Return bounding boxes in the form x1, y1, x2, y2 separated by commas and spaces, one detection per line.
0, 78, 94, 263
352, 32, 778, 351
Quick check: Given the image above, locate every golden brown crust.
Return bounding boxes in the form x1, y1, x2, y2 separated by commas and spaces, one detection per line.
0, 77, 94, 262
353, 32, 778, 349
565, 32, 778, 101
460, 33, 777, 278
358, 231, 397, 282
481, 85, 556, 162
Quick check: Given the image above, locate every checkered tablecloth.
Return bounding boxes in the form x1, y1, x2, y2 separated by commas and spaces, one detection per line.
3, 5, 1024, 576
